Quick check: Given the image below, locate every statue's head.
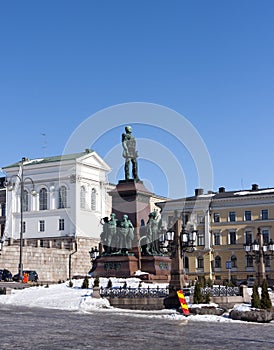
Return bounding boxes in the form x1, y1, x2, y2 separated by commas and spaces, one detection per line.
123, 214, 128, 220
125, 125, 132, 133
110, 213, 116, 218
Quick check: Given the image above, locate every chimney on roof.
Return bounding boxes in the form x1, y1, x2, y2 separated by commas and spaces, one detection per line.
252, 184, 259, 191
195, 188, 204, 196
219, 187, 225, 193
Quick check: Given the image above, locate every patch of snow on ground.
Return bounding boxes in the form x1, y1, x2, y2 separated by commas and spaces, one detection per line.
0, 278, 273, 324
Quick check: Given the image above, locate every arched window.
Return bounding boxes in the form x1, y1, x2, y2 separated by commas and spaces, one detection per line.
22, 190, 29, 212
246, 255, 253, 268
58, 186, 67, 209
91, 188, 96, 211
231, 255, 237, 268
80, 186, 86, 209
197, 256, 204, 269
215, 256, 222, 269
39, 188, 48, 210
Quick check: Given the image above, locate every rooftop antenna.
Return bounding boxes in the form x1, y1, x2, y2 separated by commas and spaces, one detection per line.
41, 133, 47, 157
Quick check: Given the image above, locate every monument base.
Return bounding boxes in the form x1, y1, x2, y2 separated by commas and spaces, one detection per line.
93, 255, 139, 278
140, 255, 171, 282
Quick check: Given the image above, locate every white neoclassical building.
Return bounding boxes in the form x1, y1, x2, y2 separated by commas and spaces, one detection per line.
3, 149, 113, 242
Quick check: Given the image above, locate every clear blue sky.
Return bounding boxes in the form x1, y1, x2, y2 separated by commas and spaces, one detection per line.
1, 0, 274, 198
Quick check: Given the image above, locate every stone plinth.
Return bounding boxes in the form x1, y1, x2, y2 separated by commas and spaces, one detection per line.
141, 256, 171, 282
93, 255, 139, 278
109, 180, 153, 229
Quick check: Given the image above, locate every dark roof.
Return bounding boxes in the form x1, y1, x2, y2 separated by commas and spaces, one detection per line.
157, 187, 274, 206
3, 150, 94, 169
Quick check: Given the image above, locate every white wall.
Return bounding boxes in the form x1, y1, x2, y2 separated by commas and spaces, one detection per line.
4, 151, 111, 241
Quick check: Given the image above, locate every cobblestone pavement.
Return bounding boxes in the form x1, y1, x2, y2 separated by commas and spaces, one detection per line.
0, 305, 274, 350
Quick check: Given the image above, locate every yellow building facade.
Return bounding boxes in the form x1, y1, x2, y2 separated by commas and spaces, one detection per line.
159, 185, 274, 285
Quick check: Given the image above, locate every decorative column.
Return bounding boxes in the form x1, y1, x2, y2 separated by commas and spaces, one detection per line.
164, 218, 186, 309
257, 230, 266, 286
169, 219, 185, 290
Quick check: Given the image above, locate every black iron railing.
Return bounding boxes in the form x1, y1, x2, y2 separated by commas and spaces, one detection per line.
100, 286, 169, 298
99, 285, 240, 299
202, 286, 240, 297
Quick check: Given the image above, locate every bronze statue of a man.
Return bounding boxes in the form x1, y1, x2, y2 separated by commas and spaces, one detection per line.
122, 125, 139, 181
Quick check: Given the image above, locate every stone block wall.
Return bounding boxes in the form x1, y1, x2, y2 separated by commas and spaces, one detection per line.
0, 237, 99, 282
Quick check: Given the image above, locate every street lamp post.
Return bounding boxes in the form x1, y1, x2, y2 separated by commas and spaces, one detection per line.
160, 216, 197, 308
89, 246, 100, 274
244, 228, 274, 286
6, 157, 36, 281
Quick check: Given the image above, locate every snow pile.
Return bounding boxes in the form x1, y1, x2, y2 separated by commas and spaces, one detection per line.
0, 281, 110, 311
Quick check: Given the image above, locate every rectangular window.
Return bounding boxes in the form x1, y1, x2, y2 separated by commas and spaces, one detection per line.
244, 211, 252, 221
262, 229, 270, 244
39, 220, 45, 232
229, 231, 237, 245
245, 231, 253, 245
213, 213, 220, 223
213, 232, 221, 245
197, 232, 205, 246
197, 257, 204, 269
261, 209, 268, 220
59, 219, 65, 231
229, 211, 236, 222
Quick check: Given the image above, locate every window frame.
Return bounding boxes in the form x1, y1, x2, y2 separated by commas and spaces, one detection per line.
244, 210, 252, 221
39, 220, 45, 232
261, 209, 269, 220
246, 255, 253, 268
39, 188, 48, 211
213, 213, 220, 223
91, 188, 96, 211
228, 230, 237, 245
245, 231, 253, 245
197, 256, 204, 269
231, 255, 237, 268
197, 232, 205, 246
80, 186, 86, 209
59, 218, 65, 231
213, 231, 221, 245
229, 211, 236, 222
22, 189, 29, 212
58, 186, 67, 209
215, 255, 222, 269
